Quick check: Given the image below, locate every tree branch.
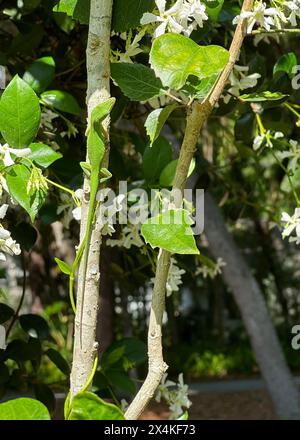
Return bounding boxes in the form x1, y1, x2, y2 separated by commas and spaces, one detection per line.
70, 0, 113, 398
125, 0, 254, 420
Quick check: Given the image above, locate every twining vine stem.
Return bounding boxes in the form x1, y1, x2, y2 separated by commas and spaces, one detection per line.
70, 0, 114, 398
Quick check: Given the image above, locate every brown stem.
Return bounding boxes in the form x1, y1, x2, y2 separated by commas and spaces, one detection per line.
125, 0, 254, 420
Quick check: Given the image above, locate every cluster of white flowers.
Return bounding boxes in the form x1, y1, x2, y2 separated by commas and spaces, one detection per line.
141, 0, 213, 38
196, 257, 226, 279
155, 373, 191, 419
233, 1, 300, 34
151, 256, 185, 296
0, 204, 21, 261
107, 223, 144, 249
111, 30, 145, 63
72, 189, 125, 237
281, 208, 300, 244
0, 142, 31, 167
223, 65, 261, 103
279, 139, 300, 172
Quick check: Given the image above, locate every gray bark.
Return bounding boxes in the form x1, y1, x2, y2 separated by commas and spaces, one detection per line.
204, 192, 300, 419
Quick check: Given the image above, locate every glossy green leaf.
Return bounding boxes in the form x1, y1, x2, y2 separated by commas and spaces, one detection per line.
19, 314, 50, 339
184, 74, 218, 101
150, 34, 229, 90
23, 57, 55, 94
68, 392, 125, 420
141, 209, 199, 254
5, 339, 41, 362
178, 411, 189, 420
28, 143, 62, 168
159, 158, 196, 187
45, 348, 70, 376
205, 0, 224, 21
273, 52, 297, 78
113, 0, 154, 32
105, 370, 136, 394
40, 90, 81, 115
145, 104, 178, 145
54, 0, 154, 30
6, 164, 46, 222
53, 0, 90, 24
239, 91, 288, 102
54, 258, 71, 275
143, 137, 173, 182
0, 304, 14, 325
111, 63, 164, 101
0, 398, 50, 420
0, 75, 41, 148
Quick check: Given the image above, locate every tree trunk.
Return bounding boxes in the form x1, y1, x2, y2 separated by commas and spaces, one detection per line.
204, 192, 300, 419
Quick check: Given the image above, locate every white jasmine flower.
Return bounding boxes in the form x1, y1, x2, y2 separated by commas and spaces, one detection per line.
284, 0, 300, 26
151, 257, 185, 296
115, 30, 145, 63
223, 65, 260, 103
0, 204, 21, 261
141, 0, 185, 38
196, 257, 226, 279
281, 208, 300, 243
253, 130, 284, 150
0, 143, 31, 167
155, 373, 191, 420
279, 140, 300, 172
107, 224, 144, 249
181, 0, 208, 35
233, 2, 279, 34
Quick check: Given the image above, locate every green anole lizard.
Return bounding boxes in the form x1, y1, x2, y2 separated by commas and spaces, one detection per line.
69, 97, 116, 347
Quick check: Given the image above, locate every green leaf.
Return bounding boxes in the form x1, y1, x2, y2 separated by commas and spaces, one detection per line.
53, 0, 90, 24
273, 52, 297, 78
143, 137, 173, 183
0, 398, 50, 420
204, 0, 224, 21
102, 347, 125, 368
105, 370, 136, 394
19, 314, 50, 339
150, 34, 229, 90
141, 209, 199, 254
45, 349, 70, 376
6, 164, 46, 222
54, 0, 154, 30
239, 91, 289, 102
5, 339, 41, 362
55, 258, 71, 275
68, 392, 125, 420
40, 90, 81, 115
184, 74, 218, 101
28, 143, 62, 168
159, 158, 196, 187
0, 304, 14, 325
145, 104, 178, 145
0, 75, 41, 148
111, 63, 164, 101
178, 411, 189, 420
23, 57, 55, 94
103, 338, 147, 367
